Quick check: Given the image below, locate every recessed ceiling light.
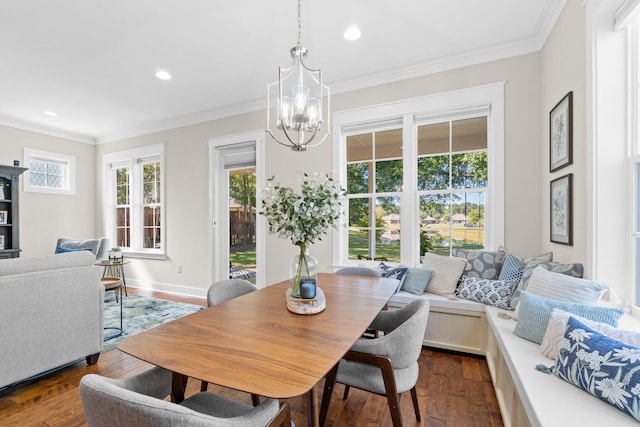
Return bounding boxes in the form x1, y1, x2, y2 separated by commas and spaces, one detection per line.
344, 25, 361, 41
155, 70, 172, 81
43, 111, 57, 117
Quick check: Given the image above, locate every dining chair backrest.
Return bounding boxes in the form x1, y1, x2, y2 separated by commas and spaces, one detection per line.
367, 298, 429, 368
207, 278, 257, 307
335, 267, 381, 277
79, 367, 286, 427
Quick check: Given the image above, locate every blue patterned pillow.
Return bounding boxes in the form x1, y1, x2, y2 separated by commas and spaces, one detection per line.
401, 268, 432, 295
521, 259, 583, 288
454, 248, 506, 280
498, 254, 525, 282
552, 317, 640, 422
457, 275, 517, 310
514, 291, 624, 344
381, 267, 408, 291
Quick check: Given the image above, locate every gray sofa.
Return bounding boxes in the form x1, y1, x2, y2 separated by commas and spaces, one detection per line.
0, 251, 104, 389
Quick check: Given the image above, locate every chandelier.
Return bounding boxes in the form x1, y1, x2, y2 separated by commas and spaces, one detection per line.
266, 0, 330, 151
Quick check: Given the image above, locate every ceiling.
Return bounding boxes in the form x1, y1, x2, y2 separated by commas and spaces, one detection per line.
0, 0, 565, 144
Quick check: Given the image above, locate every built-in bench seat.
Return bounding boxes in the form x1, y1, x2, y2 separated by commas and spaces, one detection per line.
387, 288, 640, 425
485, 306, 640, 426
388, 290, 487, 355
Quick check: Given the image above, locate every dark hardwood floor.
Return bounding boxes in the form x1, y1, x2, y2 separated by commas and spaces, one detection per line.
0, 288, 503, 426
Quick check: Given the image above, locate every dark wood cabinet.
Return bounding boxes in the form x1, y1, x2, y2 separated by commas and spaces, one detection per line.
0, 165, 28, 259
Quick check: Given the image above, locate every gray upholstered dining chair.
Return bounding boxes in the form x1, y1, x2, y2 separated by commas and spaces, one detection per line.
319, 298, 430, 427
79, 367, 291, 427
203, 278, 259, 399
335, 266, 381, 277
207, 278, 257, 306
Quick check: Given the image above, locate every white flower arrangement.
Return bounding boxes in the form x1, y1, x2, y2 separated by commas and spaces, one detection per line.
260, 172, 345, 296
260, 172, 346, 247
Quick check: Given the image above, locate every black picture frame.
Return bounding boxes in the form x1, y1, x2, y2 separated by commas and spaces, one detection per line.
549, 91, 573, 172
550, 174, 573, 245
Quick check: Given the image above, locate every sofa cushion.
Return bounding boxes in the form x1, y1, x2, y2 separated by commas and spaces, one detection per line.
457, 275, 517, 310
454, 248, 506, 280
57, 238, 101, 255
0, 251, 96, 276
551, 317, 640, 422
525, 267, 608, 305
541, 308, 640, 360
422, 253, 467, 296
401, 268, 433, 295
513, 291, 624, 344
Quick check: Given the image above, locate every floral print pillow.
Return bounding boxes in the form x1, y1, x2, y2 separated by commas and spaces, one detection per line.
552, 316, 640, 422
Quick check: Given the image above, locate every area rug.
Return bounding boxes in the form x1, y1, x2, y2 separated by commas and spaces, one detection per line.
103, 294, 204, 352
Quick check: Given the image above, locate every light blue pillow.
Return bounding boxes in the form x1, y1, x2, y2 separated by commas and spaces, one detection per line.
401, 268, 433, 295
55, 246, 94, 254
514, 291, 624, 344
552, 317, 640, 422
457, 275, 517, 310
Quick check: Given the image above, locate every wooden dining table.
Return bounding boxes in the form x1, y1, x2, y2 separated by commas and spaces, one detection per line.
118, 272, 398, 427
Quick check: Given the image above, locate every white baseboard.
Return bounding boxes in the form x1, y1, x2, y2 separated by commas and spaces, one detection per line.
125, 278, 208, 299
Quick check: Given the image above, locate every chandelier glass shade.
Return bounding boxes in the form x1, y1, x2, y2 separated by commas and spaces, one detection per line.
267, 1, 330, 151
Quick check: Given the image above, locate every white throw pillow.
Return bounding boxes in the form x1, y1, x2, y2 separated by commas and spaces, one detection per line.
525, 266, 608, 305
540, 308, 640, 360
422, 253, 467, 296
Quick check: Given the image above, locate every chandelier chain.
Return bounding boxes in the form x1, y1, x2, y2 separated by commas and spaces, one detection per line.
297, 0, 302, 47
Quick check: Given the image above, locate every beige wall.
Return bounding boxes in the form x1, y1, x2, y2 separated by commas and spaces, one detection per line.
541, 0, 587, 265
0, 126, 96, 256
91, 50, 546, 295
3, 4, 588, 296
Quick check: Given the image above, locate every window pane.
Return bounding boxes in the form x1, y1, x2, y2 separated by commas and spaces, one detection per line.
451, 191, 485, 249
347, 162, 371, 194
116, 168, 130, 205
375, 129, 402, 159
418, 122, 449, 155
144, 206, 161, 249
348, 197, 370, 227
116, 206, 130, 247
347, 133, 372, 162
29, 159, 66, 189
420, 194, 455, 255
417, 155, 449, 190
143, 162, 161, 204
452, 117, 487, 152
376, 159, 402, 192
375, 196, 400, 262
451, 152, 488, 189
349, 228, 371, 260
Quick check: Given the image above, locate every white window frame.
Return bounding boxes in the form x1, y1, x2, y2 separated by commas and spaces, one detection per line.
103, 144, 166, 259
23, 148, 76, 195
332, 83, 505, 267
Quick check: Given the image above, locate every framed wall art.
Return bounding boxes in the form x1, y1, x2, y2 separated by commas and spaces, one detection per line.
550, 174, 573, 245
0, 210, 6, 225
549, 91, 573, 172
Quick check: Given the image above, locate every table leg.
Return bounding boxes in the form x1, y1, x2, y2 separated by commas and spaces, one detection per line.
307, 386, 319, 427
171, 372, 189, 403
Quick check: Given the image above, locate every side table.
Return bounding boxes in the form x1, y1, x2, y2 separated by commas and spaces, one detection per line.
101, 277, 123, 337
96, 259, 130, 297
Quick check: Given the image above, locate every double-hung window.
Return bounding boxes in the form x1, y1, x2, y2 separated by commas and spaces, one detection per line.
333, 84, 504, 267
103, 144, 165, 258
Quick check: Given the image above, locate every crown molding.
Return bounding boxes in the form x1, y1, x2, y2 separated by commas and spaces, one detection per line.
0, 116, 96, 145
